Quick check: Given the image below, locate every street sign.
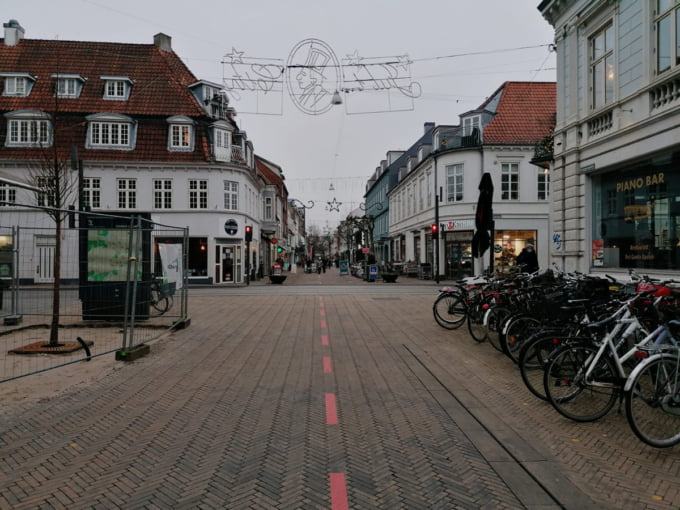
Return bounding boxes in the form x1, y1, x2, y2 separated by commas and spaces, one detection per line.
362, 248, 370, 254
271, 238, 278, 245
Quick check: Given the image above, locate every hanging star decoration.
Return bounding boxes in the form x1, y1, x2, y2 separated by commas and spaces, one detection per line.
326, 197, 342, 212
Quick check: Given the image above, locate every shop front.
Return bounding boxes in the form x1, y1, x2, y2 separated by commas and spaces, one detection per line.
591, 152, 679, 271
494, 230, 537, 275
214, 241, 243, 283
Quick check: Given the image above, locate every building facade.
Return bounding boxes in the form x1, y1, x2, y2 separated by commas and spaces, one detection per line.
539, 0, 680, 275
385, 82, 556, 279
0, 20, 292, 285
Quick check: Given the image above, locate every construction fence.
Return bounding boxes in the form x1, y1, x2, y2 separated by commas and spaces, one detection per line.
0, 206, 190, 384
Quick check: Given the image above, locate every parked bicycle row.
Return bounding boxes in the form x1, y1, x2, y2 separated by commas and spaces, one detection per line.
432, 267, 680, 448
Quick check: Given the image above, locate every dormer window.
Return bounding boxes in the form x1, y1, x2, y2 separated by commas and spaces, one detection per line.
1, 73, 36, 97
51, 74, 86, 98
4, 111, 52, 147
101, 76, 133, 100
166, 116, 194, 152
86, 113, 136, 150
210, 120, 233, 162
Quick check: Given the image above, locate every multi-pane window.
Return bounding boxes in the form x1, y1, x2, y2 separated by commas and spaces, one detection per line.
56, 78, 77, 98
223, 181, 238, 210
8, 119, 50, 145
264, 196, 273, 220
90, 122, 130, 147
537, 170, 550, 200
170, 125, 191, 149
0, 183, 16, 206
463, 116, 480, 136
4, 76, 27, 96
591, 23, 614, 110
446, 164, 464, 202
117, 178, 136, 209
189, 180, 208, 209
656, 0, 680, 73
501, 163, 519, 200
82, 177, 101, 210
105, 80, 126, 98
153, 179, 172, 209
36, 176, 56, 208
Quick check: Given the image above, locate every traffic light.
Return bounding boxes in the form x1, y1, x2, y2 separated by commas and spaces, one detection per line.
277, 246, 282, 253
431, 223, 438, 239
245, 225, 253, 242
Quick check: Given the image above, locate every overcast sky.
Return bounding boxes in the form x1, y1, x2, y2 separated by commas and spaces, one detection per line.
8, 0, 556, 229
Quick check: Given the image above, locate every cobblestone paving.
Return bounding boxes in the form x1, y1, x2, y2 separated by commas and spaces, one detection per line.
0, 270, 678, 509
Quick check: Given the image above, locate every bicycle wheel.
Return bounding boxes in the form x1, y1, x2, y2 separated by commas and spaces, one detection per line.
467, 301, 488, 343
519, 331, 564, 401
150, 282, 170, 314
625, 355, 680, 448
544, 343, 619, 422
485, 306, 511, 353
502, 316, 541, 364
433, 292, 467, 330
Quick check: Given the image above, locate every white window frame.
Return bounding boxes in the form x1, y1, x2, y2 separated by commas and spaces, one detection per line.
7, 118, 51, 147
590, 22, 615, 110
264, 196, 273, 220
446, 164, 464, 203
2, 74, 34, 97
117, 178, 137, 209
0, 183, 17, 206
153, 179, 172, 209
223, 180, 238, 211
655, 0, 680, 74
537, 169, 550, 201
36, 176, 56, 208
171, 125, 191, 149
82, 177, 101, 210
462, 116, 480, 136
90, 122, 130, 147
501, 163, 519, 201
189, 179, 208, 209
101, 76, 133, 100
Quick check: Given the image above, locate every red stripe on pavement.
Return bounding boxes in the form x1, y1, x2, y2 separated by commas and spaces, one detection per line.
321, 334, 329, 346
320, 319, 327, 329
320, 310, 326, 316
323, 356, 332, 373
330, 473, 349, 510
325, 393, 338, 425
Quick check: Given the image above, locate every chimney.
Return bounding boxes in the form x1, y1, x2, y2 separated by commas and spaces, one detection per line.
3, 19, 25, 46
154, 33, 172, 52
424, 122, 435, 134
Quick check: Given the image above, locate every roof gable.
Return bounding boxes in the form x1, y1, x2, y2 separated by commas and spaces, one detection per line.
0, 38, 204, 117
481, 81, 556, 145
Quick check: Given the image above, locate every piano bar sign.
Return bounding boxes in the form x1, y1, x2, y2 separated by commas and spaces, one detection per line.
616, 172, 664, 192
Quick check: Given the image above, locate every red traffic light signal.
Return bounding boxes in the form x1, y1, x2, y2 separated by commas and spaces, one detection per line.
431, 223, 438, 239
245, 225, 253, 242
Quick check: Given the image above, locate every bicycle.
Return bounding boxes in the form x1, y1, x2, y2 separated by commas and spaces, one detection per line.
149, 276, 175, 315
543, 291, 674, 423
624, 328, 680, 448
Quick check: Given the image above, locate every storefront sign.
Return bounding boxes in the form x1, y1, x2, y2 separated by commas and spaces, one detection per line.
442, 219, 474, 231
615, 172, 664, 192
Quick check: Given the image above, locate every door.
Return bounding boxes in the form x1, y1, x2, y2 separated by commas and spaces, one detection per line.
446, 240, 472, 279
215, 244, 243, 283
34, 236, 56, 283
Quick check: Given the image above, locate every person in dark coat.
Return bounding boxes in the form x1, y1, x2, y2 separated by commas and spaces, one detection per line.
516, 243, 539, 273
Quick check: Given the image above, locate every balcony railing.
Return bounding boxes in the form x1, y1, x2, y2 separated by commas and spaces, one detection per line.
231, 145, 246, 164
531, 134, 553, 168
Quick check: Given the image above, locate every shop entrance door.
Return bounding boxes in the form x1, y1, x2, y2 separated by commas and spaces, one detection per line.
214, 245, 242, 283
446, 240, 472, 279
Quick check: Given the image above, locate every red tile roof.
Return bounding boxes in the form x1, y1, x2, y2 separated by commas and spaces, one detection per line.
0, 37, 213, 163
480, 81, 556, 145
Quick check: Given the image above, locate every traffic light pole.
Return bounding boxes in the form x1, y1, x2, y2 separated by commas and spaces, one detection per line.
434, 154, 440, 284
245, 240, 250, 285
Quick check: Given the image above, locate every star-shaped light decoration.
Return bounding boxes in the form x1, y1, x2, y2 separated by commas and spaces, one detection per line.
396, 54, 411, 72
345, 49, 363, 66
225, 47, 245, 64
326, 197, 342, 212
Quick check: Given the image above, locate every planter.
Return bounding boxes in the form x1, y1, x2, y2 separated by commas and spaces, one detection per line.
382, 273, 398, 283
269, 275, 287, 284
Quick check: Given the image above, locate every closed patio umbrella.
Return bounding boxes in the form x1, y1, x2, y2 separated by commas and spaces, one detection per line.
471, 172, 494, 262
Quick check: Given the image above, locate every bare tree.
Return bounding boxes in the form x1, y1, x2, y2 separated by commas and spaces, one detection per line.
29, 105, 78, 346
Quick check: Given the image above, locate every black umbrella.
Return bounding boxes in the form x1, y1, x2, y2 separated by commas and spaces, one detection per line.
471, 172, 494, 258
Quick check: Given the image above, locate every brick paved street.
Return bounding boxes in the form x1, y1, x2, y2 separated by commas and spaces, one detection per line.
1, 268, 679, 508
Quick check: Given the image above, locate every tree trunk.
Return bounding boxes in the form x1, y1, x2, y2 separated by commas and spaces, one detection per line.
48, 219, 62, 346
